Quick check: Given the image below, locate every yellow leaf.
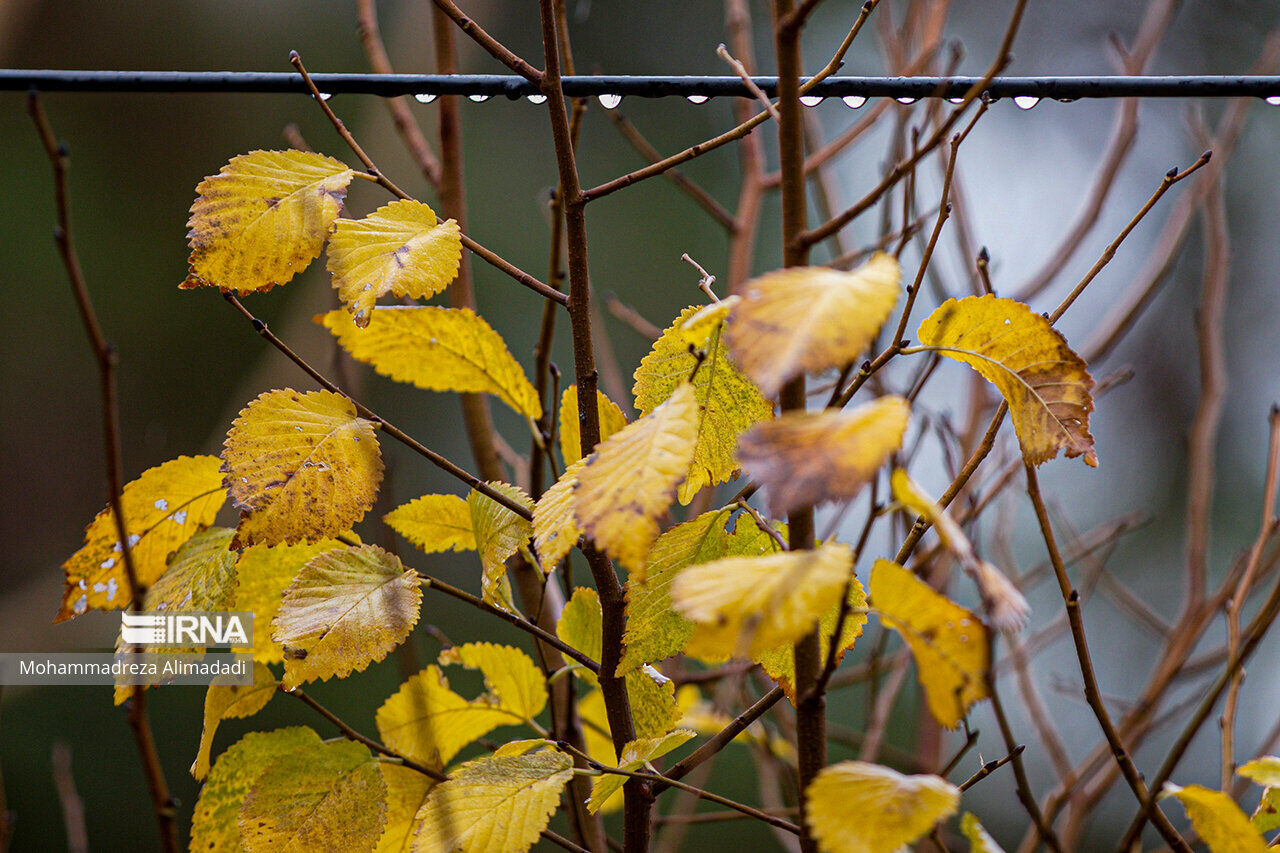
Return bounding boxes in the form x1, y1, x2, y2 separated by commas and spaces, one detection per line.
870, 559, 988, 728
961, 813, 1007, 853
273, 545, 421, 688
1239, 757, 1280, 832
384, 494, 476, 555
756, 575, 868, 704
191, 727, 322, 853
327, 199, 462, 327
57, 454, 226, 622
556, 587, 603, 686
737, 395, 908, 517
588, 730, 695, 813
183, 150, 354, 294
1162, 783, 1268, 853
621, 509, 787, 671
317, 307, 541, 420
437, 642, 547, 722
917, 294, 1096, 467
574, 382, 700, 570
532, 459, 584, 574
634, 300, 774, 504
579, 675, 681, 771
191, 662, 278, 780
559, 385, 629, 466
411, 748, 573, 853
239, 739, 386, 853
236, 537, 355, 664
223, 389, 383, 548
724, 253, 901, 398
806, 760, 959, 853
376, 665, 519, 769
891, 469, 1029, 632
468, 482, 533, 613
674, 542, 853, 661
377, 763, 436, 853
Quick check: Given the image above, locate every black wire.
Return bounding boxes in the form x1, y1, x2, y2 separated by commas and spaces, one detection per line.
4, 70, 1280, 100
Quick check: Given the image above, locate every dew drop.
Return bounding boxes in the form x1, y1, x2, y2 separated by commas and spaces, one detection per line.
842, 95, 867, 109
686, 94, 709, 104
896, 96, 918, 104
318, 92, 333, 101
597, 93, 622, 110
78, 579, 88, 590
799, 95, 823, 107
1013, 95, 1040, 110
642, 664, 671, 685
414, 93, 438, 104
127, 534, 141, 547
93, 582, 108, 593
526, 93, 548, 104
154, 498, 168, 511
113, 541, 123, 552
172, 511, 188, 525
1267, 95, 1280, 106
468, 94, 491, 103
107, 578, 118, 601
947, 96, 966, 104
73, 595, 88, 615
100, 557, 115, 570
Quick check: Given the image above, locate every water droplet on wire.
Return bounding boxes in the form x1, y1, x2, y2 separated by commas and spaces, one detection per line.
414, 93, 437, 104
1266, 95, 1280, 106
527, 93, 548, 104
318, 92, 333, 101
842, 95, 867, 109
687, 94, 709, 104
468, 94, 491, 103
598, 93, 622, 109
1014, 95, 1040, 110
896, 96, 917, 105
799, 95, 823, 107
947, 96, 966, 104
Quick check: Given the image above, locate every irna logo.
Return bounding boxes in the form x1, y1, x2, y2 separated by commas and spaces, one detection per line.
120, 611, 253, 647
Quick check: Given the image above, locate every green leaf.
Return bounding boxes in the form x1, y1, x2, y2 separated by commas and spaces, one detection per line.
556, 587, 604, 686
239, 739, 386, 853
191, 727, 322, 853
588, 730, 695, 813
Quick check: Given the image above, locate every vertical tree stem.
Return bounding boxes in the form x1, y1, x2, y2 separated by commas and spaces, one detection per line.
534, 1, 647, 848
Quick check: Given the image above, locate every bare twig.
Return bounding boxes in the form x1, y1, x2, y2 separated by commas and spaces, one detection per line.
51, 744, 87, 853
29, 92, 178, 853
426, 0, 543, 83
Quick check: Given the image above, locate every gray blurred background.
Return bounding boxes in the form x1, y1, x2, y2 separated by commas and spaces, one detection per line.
3, 0, 1280, 849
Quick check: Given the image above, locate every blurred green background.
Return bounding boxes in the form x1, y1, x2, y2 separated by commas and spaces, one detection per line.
4, 0, 1280, 849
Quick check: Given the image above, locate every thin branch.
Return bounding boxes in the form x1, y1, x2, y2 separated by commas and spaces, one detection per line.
419, 574, 600, 673
221, 293, 531, 519
958, 743, 1025, 792
354, 0, 443, 188
29, 92, 179, 853
987, 675, 1064, 852
656, 686, 786, 789
799, 0, 1027, 249
581, 0, 881, 203
50, 743, 87, 853
426, 0, 543, 84
717, 43, 780, 121
289, 687, 449, 782
606, 110, 737, 230
1025, 464, 1191, 852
